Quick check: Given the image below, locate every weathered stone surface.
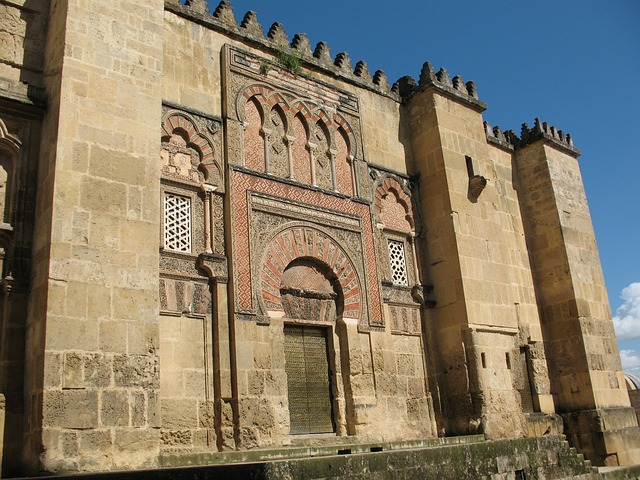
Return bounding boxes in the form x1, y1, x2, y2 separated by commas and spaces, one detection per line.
1, 0, 635, 476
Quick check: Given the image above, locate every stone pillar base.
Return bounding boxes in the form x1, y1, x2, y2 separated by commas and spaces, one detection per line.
562, 407, 640, 466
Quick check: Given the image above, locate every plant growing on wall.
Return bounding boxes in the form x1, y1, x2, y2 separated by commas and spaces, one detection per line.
276, 48, 301, 73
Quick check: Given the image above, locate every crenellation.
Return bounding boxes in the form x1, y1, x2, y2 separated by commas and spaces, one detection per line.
484, 118, 577, 154
419, 61, 438, 85
435, 67, 452, 87
212, 0, 237, 27
452, 75, 466, 93
411, 60, 484, 108
392, 75, 418, 97
267, 22, 288, 48
373, 70, 390, 90
465, 80, 478, 99
290, 33, 313, 58
334, 51, 352, 73
239, 11, 263, 37
184, 0, 208, 15
313, 41, 332, 65
353, 60, 372, 82
484, 121, 514, 150
517, 118, 579, 154
164, 1, 398, 99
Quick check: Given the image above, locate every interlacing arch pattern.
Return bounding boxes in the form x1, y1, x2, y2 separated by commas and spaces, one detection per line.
373, 176, 415, 233
260, 226, 361, 320
239, 84, 357, 195
161, 112, 220, 185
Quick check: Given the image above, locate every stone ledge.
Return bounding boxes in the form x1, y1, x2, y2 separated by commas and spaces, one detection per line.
7, 435, 608, 479
159, 434, 486, 467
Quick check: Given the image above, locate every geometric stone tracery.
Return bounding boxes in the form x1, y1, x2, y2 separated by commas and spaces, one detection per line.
163, 194, 191, 253
387, 239, 408, 286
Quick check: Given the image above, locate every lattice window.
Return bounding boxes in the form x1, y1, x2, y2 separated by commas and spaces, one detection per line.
388, 239, 408, 286
164, 194, 191, 252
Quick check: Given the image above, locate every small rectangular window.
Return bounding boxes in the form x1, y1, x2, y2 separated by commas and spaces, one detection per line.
387, 239, 408, 286
164, 194, 192, 252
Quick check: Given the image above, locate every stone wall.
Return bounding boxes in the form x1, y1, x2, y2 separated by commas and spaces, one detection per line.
23, 0, 165, 474
404, 81, 551, 439
515, 132, 640, 465
0, 0, 636, 475
0, 0, 48, 95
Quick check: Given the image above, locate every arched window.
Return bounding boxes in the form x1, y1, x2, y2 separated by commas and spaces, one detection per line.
243, 97, 265, 172
291, 114, 311, 184
313, 121, 332, 190
266, 105, 289, 178
378, 184, 413, 286
334, 128, 353, 196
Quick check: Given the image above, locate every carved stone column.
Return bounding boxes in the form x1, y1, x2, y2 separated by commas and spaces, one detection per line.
329, 150, 338, 191
308, 142, 318, 186
197, 253, 234, 449
201, 184, 217, 253
285, 136, 294, 180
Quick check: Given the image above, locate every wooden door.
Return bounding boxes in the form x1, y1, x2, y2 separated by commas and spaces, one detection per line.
284, 325, 334, 434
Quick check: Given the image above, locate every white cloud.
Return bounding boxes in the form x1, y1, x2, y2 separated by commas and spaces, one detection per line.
620, 349, 640, 376
613, 282, 640, 341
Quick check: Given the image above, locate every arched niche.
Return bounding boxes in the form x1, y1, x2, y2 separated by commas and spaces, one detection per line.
280, 257, 344, 323
161, 111, 221, 188
242, 96, 266, 173
260, 226, 361, 322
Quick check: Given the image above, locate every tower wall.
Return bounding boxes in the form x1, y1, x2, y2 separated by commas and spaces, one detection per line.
515, 137, 640, 465
23, 0, 165, 473
404, 83, 553, 440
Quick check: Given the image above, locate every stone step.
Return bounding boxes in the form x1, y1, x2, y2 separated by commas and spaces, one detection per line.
160, 434, 487, 468
6, 435, 603, 480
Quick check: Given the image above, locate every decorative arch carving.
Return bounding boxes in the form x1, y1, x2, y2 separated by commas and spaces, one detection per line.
334, 127, 353, 196
333, 112, 358, 160
373, 175, 415, 232
238, 84, 274, 123
260, 226, 361, 321
161, 110, 221, 188
290, 113, 312, 184
265, 103, 289, 177
312, 120, 333, 190
243, 96, 266, 172
236, 84, 361, 195
0, 119, 21, 157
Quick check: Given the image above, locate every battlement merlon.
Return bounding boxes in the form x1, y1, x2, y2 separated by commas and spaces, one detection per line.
167, 0, 485, 109
485, 118, 581, 157
165, 0, 399, 98
392, 61, 486, 113
162, 2, 585, 154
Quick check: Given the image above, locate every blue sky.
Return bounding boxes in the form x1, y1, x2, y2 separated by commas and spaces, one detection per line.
205, 1, 640, 372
